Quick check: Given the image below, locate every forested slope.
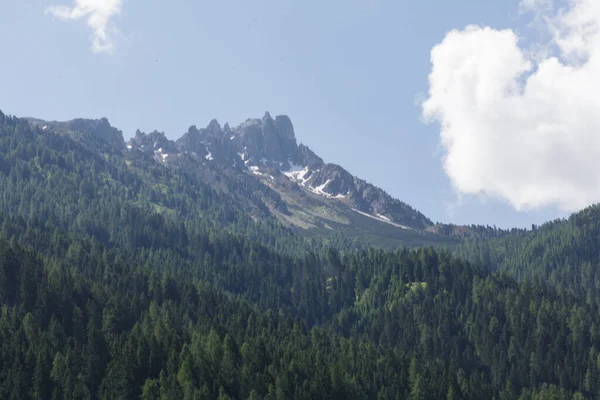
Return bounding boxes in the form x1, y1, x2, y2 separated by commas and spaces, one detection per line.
1, 110, 600, 399
455, 205, 600, 305
0, 210, 599, 399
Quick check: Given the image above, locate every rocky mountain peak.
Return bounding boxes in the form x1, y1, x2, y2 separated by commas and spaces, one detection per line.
206, 119, 222, 135
129, 112, 433, 230
275, 115, 295, 138
128, 130, 178, 154
224, 112, 300, 167
175, 126, 208, 159
187, 125, 200, 135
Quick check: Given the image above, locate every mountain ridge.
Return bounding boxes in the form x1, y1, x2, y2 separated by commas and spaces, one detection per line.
19, 109, 497, 245
125, 111, 433, 230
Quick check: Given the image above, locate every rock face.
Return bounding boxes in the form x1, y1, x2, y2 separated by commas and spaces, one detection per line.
33, 112, 432, 230
127, 130, 181, 163
176, 126, 208, 159
130, 130, 178, 154
17, 110, 473, 242
152, 112, 433, 230
230, 113, 303, 169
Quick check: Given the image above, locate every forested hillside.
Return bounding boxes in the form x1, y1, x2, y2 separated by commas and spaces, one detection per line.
455, 205, 600, 304
2, 111, 600, 399
2, 110, 459, 253
2, 211, 600, 399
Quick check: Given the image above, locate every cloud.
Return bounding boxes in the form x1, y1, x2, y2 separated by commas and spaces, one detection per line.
519, 0, 553, 13
46, 0, 123, 53
422, 0, 600, 212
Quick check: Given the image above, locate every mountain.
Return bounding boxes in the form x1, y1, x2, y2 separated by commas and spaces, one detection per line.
122, 111, 453, 247
0, 108, 449, 255
17, 111, 516, 249
3, 108, 600, 399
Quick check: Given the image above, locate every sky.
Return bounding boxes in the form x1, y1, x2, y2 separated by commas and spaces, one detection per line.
2, 0, 596, 228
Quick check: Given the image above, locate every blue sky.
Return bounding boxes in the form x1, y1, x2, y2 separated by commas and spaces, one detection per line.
1, 0, 585, 228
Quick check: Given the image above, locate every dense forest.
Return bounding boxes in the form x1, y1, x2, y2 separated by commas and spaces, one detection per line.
455, 205, 600, 306
1, 111, 600, 399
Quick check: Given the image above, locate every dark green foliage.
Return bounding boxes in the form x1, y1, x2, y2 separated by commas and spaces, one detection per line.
1, 213, 599, 399
0, 112, 598, 399
455, 204, 600, 306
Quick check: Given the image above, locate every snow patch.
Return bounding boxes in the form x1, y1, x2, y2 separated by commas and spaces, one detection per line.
42, 125, 48, 131
306, 180, 348, 199
308, 179, 331, 196
377, 214, 391, 222
287, 160, 304, 172
248, 165, 275, 180
281, 161, 349, 200
153, 148, 169, 163
280, 160, 350, 200
283, 161, 311, 185
352, 209, 410, 230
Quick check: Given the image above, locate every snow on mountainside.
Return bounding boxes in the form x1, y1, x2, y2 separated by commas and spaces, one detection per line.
28, 111, 433, 231
151, 111, 432, 230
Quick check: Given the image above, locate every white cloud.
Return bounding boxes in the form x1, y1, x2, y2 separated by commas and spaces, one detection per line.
46, 0, 123, 53
519, 0, 553, 13
422, 0, 600, 212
